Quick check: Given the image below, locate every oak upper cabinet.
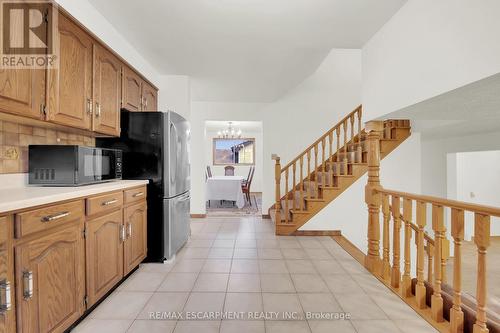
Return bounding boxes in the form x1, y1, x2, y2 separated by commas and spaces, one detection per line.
0, 68, 46, 120
47, 14, 93, 130
0, 216, 15, 333
141, 81, 158, 111
93, 44, 122, 136
15, 224, 85, 333
85, 209, 123, 307
123, 202, 147, 275
122, 67, 143, 112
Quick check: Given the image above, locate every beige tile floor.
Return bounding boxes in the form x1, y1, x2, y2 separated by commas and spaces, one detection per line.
72, 216, 438, 333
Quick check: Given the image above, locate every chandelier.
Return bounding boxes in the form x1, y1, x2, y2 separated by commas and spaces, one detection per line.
217, 122, 242, 138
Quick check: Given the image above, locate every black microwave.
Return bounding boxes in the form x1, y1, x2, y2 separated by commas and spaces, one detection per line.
28, 145, 122, 186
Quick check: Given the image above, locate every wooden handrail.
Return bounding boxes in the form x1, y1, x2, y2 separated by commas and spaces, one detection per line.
280, 105, 362, 172
364, 122, 497, 333
375, 188, 500, 218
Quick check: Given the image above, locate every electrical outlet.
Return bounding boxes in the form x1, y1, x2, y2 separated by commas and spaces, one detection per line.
4, 147, 19, 160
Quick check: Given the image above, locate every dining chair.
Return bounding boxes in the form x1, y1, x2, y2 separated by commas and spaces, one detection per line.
224, 165, 235, 176
242, 166, 255, 205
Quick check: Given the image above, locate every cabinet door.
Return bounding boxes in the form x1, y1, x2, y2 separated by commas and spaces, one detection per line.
0, 217, 15, 333
85, 210, 123, 307
93, 45, 122, 136
15, 224, 85, 333
141, 81, 158, 111
47, 14, 93, 130
0, 68, 45, 119
122, 67, 142, 112
124, 202, 147, 275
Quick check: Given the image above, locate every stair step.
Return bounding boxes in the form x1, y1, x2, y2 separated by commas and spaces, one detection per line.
305, 198, 325, 203
290, 210, 310, 215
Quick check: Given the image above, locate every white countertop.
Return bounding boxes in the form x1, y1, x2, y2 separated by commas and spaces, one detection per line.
0, 179, 149, 214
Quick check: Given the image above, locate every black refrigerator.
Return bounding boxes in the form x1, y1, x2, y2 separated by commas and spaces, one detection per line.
97, 111, 191, 262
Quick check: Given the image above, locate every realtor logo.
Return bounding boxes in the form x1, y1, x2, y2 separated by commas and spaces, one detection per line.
1, 0, 57, 68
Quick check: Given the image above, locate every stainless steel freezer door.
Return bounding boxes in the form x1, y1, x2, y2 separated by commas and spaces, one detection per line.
164, 192, 191, 259
166, 112, 190, 198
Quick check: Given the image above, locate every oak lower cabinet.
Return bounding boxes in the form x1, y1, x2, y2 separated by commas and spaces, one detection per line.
85, 209, 123, 307
15, 223, 85, 333
123, 202, 147, 275
0, 216, 15, 333
93, 44, 122, 136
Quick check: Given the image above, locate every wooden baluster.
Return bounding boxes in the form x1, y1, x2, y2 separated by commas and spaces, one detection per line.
314, 145, 318, 198
321, 138, 326, 186
401, 198, 413, 297
284, 168, 289, 223
382, 194, 391, 280
307, 150, 311, 199
350, 114, 355, 143
364, 120, 384, 275
450, 208, 464, 333
415, 201, 427, 309
357, 108, 363, 163
292, 163, 296, 213
431, 204, 444, 322
343, 120, 348, 174
427, 241, 434, 284
336, 127, 341, 175
329, 132, 333, 162
299, 156, 304, 211
272, 155, 281, 224
473, 213, 490, 333
391, 195, 401, 288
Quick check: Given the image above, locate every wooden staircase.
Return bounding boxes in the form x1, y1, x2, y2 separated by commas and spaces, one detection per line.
270, 105, 411, 235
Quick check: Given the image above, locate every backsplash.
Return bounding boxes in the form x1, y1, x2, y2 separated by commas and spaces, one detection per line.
0, 120, 95, 174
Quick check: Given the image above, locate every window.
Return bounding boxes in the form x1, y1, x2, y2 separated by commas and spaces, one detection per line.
213, 138, 255, 165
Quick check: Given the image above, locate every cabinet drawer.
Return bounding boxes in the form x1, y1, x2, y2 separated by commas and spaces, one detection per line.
124, 186, 147, 205
86, 191, 123, 216
15, 200, 84, 238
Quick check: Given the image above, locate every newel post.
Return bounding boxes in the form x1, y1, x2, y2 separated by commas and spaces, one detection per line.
364, 120, 384, 275
272, 154, 281, 223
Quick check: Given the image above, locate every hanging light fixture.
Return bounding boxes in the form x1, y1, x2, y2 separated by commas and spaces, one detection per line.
218, 122, 242, 138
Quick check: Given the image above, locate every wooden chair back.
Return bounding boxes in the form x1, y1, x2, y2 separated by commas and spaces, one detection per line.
224, 165, 235, 176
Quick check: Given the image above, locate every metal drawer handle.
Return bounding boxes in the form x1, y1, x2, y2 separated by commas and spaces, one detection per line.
101, 199, 118, 206
23, 271, 33, 300
127, 223, 132, 238
0, 280, 11, 312
41, 211, 70, 222
95, 102, 101, 117
132, 192, 144, 198
120, 225, 126, 242
87, 98, 93, 115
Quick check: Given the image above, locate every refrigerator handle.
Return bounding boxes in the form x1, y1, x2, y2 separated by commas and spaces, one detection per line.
169, 121, 178, 184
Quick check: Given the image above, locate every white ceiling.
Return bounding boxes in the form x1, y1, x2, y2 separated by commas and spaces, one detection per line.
89, 0, 406, 102
383, 73, 500, 139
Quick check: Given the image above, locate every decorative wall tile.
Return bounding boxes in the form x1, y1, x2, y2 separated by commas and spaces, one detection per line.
0, 120, 95, 174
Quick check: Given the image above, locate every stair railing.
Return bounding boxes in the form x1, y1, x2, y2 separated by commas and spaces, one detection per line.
272, 105, 363, 223
364, 120, 499, 333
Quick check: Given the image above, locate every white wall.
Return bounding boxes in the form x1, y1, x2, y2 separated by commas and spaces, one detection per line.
157, 75, 191, 120
189, 49, 362, 214
447, 151, 500, 239
55, 0, 160, 85
205, 129, 263, 193
362, 0, 500, 121
422, 131, 500, 198
262, 49, 362, 211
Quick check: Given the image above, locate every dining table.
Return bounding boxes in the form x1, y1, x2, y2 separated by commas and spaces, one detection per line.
205, 175, 246, 209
